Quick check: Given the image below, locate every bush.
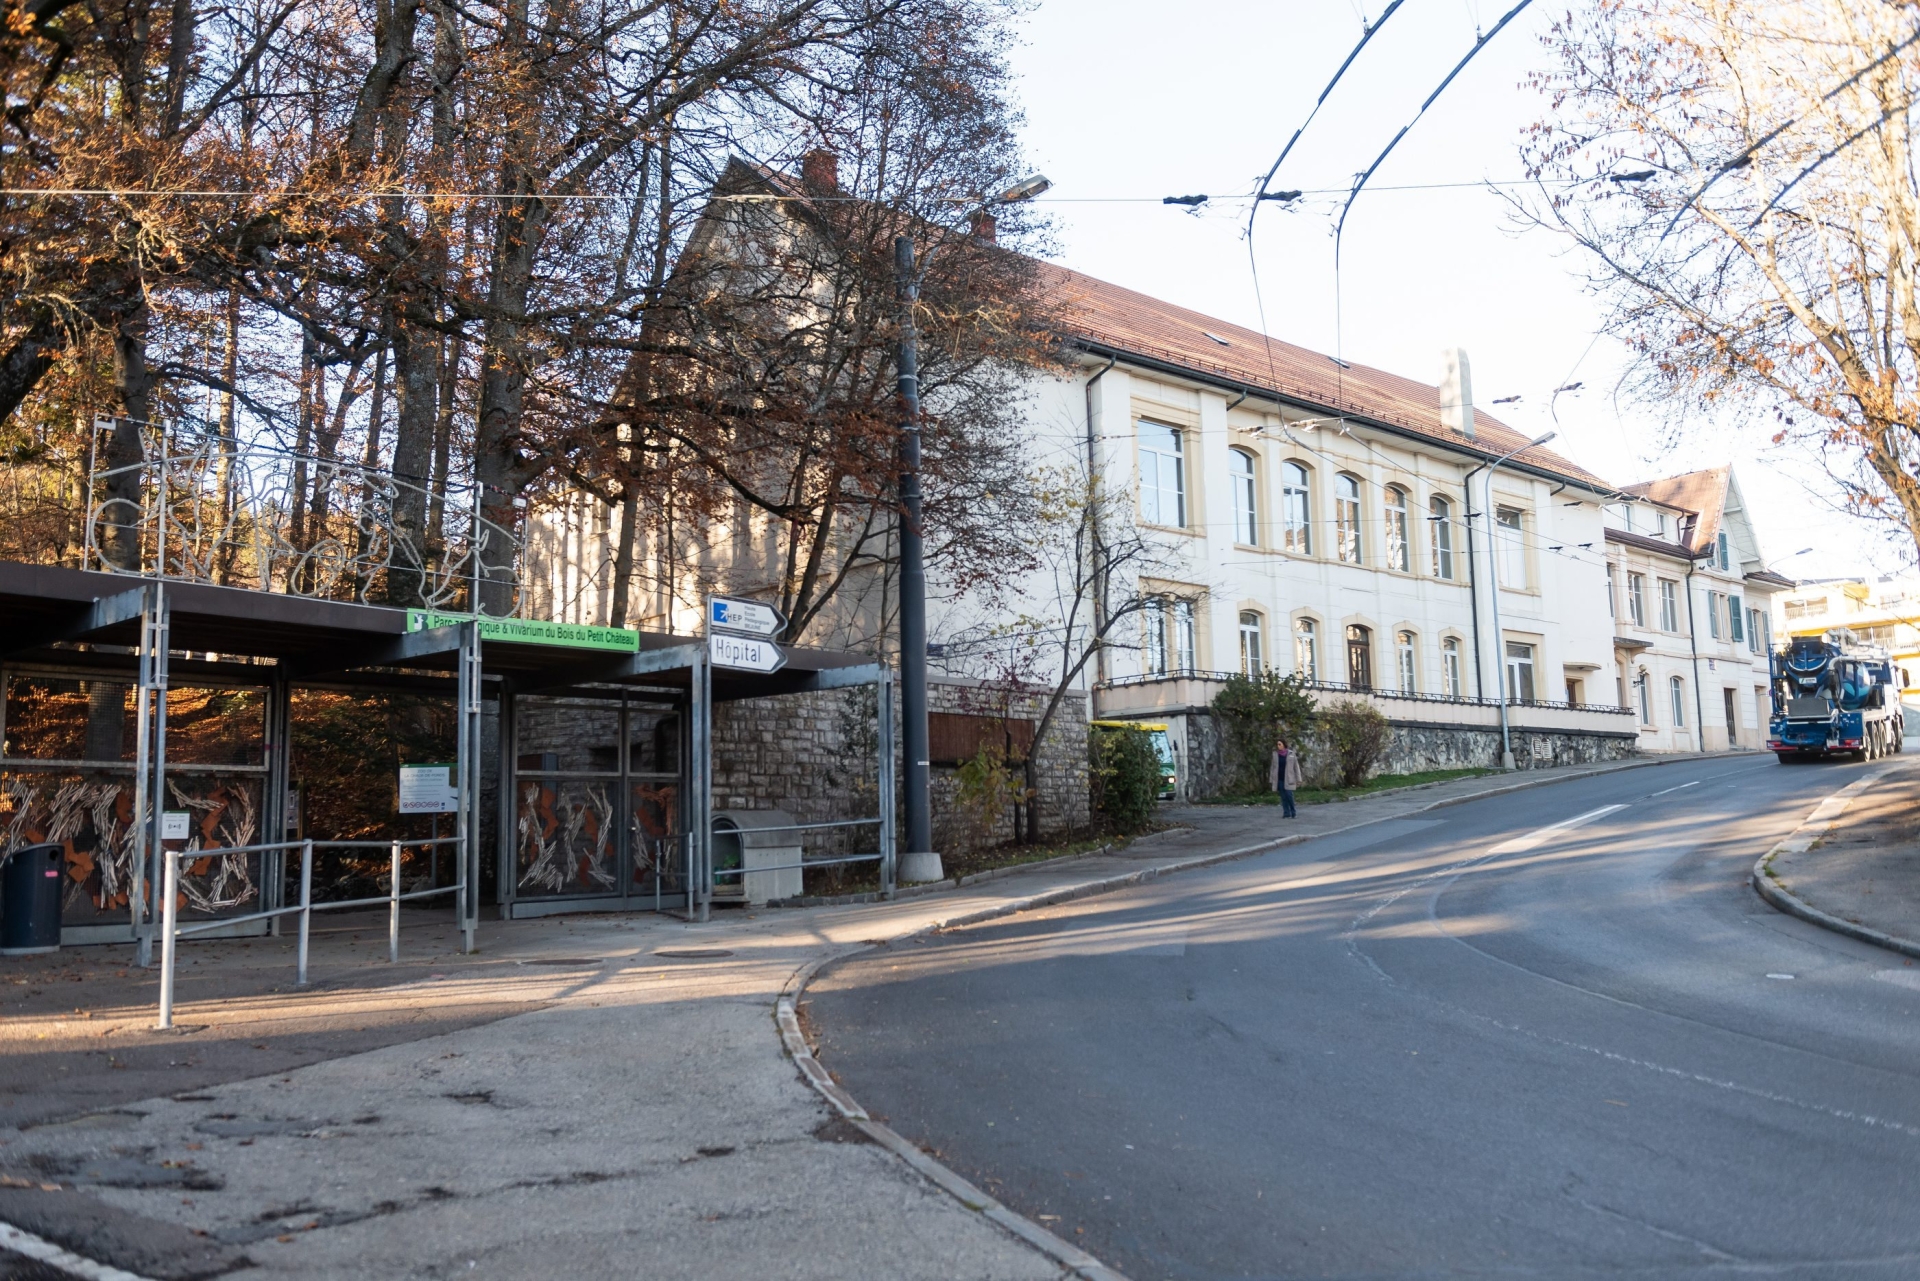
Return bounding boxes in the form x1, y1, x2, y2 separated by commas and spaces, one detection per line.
1210, 670, 1317, 792
1319, 699, 1391, 788
1089, 725, 1160, 834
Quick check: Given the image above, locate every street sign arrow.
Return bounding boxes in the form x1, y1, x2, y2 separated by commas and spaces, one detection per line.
708, 632, 787, 674
708, 596, 788, 638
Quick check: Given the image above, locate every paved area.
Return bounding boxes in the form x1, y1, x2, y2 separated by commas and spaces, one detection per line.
808, 755, 1920, 1279
1767, 761, 1920, 947
0, 757, 1686, 1279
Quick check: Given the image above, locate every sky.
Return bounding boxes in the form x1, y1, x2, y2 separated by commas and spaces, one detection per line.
1003, 0, 1908, 583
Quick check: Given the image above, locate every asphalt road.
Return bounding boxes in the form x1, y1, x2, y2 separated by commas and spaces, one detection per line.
806, 757, 1920, 1279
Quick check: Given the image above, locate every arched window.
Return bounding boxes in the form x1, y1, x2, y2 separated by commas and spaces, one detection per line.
1239, 611, 1264, 675
1139, 422, 1185, 527
1294, 618, 1318, 682
1346, 624, 1373, 690
1442, 637, 1463, 699
1670, 675, 1687, 726
1429, 494, 1454, 579
1281, 462, 1312, 554
1396, 630, 1417, 692
1230, 449, 1258, 546
1335, 475, 1363, 564
1385, 487, 1410, 572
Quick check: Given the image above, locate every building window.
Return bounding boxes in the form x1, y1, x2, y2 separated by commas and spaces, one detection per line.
1605, 563, 1616, 617
1728, 593, 1744, 643
1385, 487, 1410, 572
1505, 641, 1536, 702
1239, 611, 1264, 675
1496, 507, 1527, 588
1629, 573, 1647, 627
1748, 608, 1765, 653
1396, 630, 1417, 693
1635, 671, 1653, 724
1707, 590, 1722, 640
1173, 599, 1196, 672
1784, 597, 1824, 621
1335, 475, 1363, 564
1295, 618, 1318, 682
1143, 599, 1167, 675
1139, 422, 1185, 527
1442, 637, 1463, 699
1670, 675, 1687, 726
1282, 462, 1312, 555
1430, 495, 1454, 579
1229, 449, 1258, 546
1654, 510, 1667, 537
1659, 579, 1680, 632
1347, 624, 1373, 690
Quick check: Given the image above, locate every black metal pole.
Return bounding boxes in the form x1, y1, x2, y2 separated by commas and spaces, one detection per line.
895, 236, 938, 879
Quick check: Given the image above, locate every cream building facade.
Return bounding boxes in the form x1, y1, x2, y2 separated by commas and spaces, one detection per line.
1602, 468, 1789, 754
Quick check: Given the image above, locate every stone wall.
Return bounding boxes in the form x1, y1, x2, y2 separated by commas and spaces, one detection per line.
1182, 709, 1636, 798
711, 677, 1089, 859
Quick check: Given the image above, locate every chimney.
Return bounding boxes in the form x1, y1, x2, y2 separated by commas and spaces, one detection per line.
799, 148, 838, 195
1439, 347, 1475, 440
969, 209, 997, 243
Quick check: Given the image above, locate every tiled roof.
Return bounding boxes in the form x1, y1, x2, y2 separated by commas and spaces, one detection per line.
1621, 468, 1730, 555
1035, 264, 1612, 491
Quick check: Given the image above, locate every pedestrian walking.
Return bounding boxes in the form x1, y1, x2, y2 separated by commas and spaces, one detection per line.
1269, 736, 1300, 819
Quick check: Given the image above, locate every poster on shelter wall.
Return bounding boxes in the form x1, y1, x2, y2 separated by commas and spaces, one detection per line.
398, 763, 458, 814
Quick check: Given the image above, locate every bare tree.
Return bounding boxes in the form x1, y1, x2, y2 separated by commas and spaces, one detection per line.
1519, 1, 1920, 559
939, 461, 1180, 843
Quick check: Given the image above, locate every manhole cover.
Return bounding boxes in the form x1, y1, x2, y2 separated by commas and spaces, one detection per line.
653, 948, 733, 960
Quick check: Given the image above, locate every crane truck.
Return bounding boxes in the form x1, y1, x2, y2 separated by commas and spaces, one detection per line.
1767, 628, 1909, 762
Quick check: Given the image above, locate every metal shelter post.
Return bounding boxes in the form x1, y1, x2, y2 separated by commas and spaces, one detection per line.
690, 646, 712, 923
878, 665, 897, 897
264, 668, 292, 935
131, 581, 170, 967
455, 620, 482, 953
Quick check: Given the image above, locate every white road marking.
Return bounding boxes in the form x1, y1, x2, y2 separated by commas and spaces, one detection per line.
1484, 805, 1630, 857
1872, 969, 1920, 992
0, 1221, 156, 1281
1649, 780, 1701, 797
1766, 973, 1795, 980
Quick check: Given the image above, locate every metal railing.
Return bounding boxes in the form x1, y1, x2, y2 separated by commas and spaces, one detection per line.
1098, 669, 1635, 714
707, 815, 893, 901
157, 834, 465, 1029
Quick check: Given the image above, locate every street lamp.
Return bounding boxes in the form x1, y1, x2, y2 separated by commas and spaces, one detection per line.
895, 174, 1050, 886
1480, 430, 1556, 771
1768, 547, 1815, 574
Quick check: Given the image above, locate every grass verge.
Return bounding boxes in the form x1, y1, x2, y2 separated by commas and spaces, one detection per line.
1198, 767, 1499, 807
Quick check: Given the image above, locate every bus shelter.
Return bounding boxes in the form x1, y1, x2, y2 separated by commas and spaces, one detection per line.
0, 561, 893, 960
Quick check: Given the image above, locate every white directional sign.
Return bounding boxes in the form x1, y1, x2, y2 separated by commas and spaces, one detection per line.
708, 596, 787, 638
709, 632, 787, 674
160, 811, 192, 842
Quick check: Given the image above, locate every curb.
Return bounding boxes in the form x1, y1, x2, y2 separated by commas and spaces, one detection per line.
1751, 762, 1920, 961
770, 752, 1725, 1281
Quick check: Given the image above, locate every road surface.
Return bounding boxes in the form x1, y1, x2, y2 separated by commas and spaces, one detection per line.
807, 757, 1920, 1279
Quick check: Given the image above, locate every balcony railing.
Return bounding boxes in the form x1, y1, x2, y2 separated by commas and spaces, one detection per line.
1099, 669, 1635, 716
5, 413, 521, 611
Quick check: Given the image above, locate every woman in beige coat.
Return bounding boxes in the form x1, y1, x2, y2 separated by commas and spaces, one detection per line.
1269, 736, 1301, 818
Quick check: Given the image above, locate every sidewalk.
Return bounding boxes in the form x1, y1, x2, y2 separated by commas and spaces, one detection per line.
1759, 761, 1920, 957
0, 756, 1671, 1281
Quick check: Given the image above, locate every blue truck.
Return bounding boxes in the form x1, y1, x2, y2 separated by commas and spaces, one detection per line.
1767, 629, 1908, 762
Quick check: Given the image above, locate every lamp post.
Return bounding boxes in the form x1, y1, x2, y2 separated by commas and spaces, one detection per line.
1481, 430, 1557, 771
895, 174, 1050, 885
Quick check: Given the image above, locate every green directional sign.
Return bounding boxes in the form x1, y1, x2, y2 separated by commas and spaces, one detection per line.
406, 610, 640, 653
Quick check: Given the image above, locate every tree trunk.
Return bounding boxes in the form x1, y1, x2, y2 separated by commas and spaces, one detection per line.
213, 286, 240, 584
103, 303, 153, 572
385, 312, 438, 606
609, 482, 637, 627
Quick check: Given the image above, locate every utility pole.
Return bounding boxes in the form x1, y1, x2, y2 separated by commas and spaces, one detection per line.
895, 235, 938, 883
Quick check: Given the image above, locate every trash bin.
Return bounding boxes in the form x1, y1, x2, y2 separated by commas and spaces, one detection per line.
1, 843, 64, 955
711, 810, 803, 905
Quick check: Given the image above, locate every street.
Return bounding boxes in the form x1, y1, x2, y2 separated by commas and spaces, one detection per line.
806, 758, 1920, 1279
